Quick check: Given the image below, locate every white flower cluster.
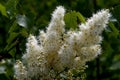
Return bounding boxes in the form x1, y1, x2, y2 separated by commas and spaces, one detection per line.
14, 60, 28, 80
14, 6, 111, 80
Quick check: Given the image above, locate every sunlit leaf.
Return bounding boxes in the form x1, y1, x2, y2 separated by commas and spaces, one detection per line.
64, 11, 85, 29
64, 11, 78, 29
0, 3, 8, 17
76, 12, 86, 23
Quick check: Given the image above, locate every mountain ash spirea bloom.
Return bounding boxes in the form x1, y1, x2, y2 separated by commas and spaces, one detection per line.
14, 6, 111, 80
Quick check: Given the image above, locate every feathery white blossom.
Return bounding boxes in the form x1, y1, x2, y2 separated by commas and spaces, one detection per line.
43, 6, 65, 53
41, 6, 66, 70
14, 6, 111, 80
58, 9, 110, 69
79, 9, 111, 46
22, 35, 46, 79
14, 60, 28, 80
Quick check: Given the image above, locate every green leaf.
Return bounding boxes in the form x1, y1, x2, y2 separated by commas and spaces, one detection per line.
6, 0, 19, 18
9, 48, 16, 57
102, 40, 114, 54
4, 38, 19, 57
64, 11, 85, 30
109, 22, 119, 38
0, 3, 8, 17
76, 12, 86, 23
113, 54, 120, 62
5, 20, 20, 53
5, 32, 19, 51
9, 21, 19, 33
7, 32, 19, 45
64, 11, 78, 29
19, 28, 28, 38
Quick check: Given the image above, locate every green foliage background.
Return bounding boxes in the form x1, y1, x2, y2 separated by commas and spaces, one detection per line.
0, 0, 120, 80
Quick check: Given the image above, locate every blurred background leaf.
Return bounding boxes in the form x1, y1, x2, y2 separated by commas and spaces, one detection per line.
0, 3, 8, 17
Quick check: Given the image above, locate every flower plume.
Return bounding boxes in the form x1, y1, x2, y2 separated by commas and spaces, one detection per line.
14, 6, 111, 80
